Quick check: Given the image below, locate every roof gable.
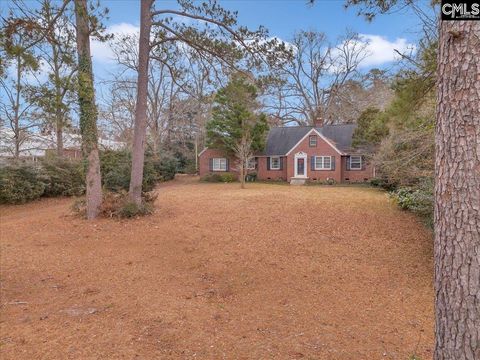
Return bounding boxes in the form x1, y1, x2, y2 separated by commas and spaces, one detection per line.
265, 124, 357, 156
264, 127, 311, 156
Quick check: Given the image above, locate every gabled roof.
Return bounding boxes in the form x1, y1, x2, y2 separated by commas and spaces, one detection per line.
264, 124, 358, 156
264, 126, 311, 156
316, 124, 357, 153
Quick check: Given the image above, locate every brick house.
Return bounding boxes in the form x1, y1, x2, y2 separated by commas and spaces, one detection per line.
198, 124, 374, 184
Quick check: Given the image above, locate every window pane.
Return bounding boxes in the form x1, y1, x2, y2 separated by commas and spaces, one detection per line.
350, 156, 361, 169
271, 157, 280, 169
323, 156, 331, 169
315, 157, 322, 169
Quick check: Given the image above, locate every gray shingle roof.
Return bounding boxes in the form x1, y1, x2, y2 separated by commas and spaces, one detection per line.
264, 124, 358, 156
316, 124, 357, 153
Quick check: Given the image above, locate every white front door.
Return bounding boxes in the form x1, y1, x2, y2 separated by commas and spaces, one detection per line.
294, 152, 307, 178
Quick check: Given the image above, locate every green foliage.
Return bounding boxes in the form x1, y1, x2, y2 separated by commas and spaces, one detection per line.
0, 150, 178, 205
0, 165, 46, 204
206, 74, 269, 156
307, 178, 337, 186
369, 177, 397, 191
118, 201, 153, 218
41, 158, 85, 197
352, 107, 389, 148
389, 178, 433, 227
100, 150, 167, 192
151, 156, 178, 182
200, 172, 237, 183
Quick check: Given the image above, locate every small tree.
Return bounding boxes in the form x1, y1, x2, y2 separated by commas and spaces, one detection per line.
206, 75, 268, 188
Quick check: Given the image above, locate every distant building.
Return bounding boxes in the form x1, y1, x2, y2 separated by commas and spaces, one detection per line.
0, 128, 125, 162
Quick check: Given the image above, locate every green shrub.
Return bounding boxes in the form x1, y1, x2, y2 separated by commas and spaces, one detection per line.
118, 201, 153, 218
219, 173, 236, 183
390, 178, 433, 227
200, 173, 237, 183
152, 156, 177, 182
307, 178, 336, 186
200, 173, 223, 182
0, 165, 46, 204
41, 158, 85, 197
100, 150, 161, 192
370, 177, 397, 191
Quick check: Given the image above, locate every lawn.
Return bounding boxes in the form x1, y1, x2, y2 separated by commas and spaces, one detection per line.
0, 177, 434, 359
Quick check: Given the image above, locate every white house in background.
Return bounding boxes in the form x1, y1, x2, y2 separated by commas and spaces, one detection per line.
0, 127, 125, 161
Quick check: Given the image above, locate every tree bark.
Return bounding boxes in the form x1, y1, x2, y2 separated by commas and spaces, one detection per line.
129, 0, 153, 205
240, 162, 245, 189
434, 20, 480, 360
74, 0, 102, 219
53, 44, 64, 157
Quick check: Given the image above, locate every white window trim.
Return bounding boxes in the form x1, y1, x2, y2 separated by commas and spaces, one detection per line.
314, 156, 332, 170
309, 135, 317, 147
270, 156, 281, 170
350, 156, 362, 170
247, 157, 256, 170
212, 158, 227, 171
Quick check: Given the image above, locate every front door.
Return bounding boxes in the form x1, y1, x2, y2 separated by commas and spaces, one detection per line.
297, 158, 305, 177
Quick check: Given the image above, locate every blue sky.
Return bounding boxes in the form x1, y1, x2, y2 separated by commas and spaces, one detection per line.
90, 0, 433, 79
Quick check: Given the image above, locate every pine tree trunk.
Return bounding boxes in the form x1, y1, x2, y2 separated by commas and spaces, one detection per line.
74, 0, 102, 219
53, 45, 64, 157
129, 0, 153, 206
434, 20, 480, 360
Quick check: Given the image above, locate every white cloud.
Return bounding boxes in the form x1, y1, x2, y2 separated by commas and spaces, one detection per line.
358, 34, 416, 67
91, 22, 140, 63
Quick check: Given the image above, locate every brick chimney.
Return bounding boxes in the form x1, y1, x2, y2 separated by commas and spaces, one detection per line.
313, 116, 323, 128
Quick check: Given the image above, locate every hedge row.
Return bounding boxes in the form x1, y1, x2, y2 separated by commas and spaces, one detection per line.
0, 151, 178, 204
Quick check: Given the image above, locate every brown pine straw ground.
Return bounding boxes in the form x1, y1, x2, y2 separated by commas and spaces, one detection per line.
0, 176, 434, 359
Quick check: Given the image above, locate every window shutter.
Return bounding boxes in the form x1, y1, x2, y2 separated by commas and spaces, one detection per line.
361, 156, 366, 170
209, 158, 213, 171
311, 156, 315, 170
226, 158, 229, 171
331, 156, 335, 170
267, 157, 270, 170
346, 156, 350, 170
279, 157, 283, 170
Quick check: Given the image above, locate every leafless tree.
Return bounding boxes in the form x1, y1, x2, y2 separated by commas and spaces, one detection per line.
266, 30, 369, 126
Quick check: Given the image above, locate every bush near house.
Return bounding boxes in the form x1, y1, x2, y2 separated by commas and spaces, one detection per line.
0, 151, 179, 205
200, 173, 237, 183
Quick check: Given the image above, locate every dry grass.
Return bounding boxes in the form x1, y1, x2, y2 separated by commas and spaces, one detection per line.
0, 176, 434, 359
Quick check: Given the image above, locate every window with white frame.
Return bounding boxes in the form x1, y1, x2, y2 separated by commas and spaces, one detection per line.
314, 156, 332, 170
212, 158, 227, 171
270, 157, 280, 170
350, 156, 362, 170
309, 135, 317, 147
247, 157, 256, 169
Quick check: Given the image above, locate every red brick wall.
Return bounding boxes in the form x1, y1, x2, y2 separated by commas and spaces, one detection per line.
256, 156, 288, 181
285, 132, 342, 182
198, 149, 239, 177
341, 156, 374, 182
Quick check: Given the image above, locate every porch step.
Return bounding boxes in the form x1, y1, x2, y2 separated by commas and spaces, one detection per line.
290, 178, 307, 185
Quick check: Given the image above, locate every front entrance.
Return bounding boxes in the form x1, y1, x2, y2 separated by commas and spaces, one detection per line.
294, 152, 308, 178
297, 158, 305, 176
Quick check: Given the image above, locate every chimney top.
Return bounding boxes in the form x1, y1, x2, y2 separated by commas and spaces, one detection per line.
314, 117, 323, 128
